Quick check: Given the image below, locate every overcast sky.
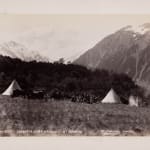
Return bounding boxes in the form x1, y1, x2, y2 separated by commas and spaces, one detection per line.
0, 14, 150, 61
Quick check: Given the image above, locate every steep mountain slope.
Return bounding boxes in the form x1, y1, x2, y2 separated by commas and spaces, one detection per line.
74, 23, 150, 83
0, 41, 49, 62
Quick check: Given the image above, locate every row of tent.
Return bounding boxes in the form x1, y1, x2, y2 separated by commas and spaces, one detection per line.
101, 89, 140, 107
2, 80, 140, 107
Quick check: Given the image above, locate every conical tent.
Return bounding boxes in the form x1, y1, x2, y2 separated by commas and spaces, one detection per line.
101, 89, 121, 103
129, 95, 139, 107
2, 80, 22, 96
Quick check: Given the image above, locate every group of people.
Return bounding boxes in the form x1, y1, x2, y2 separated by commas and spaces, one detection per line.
47, 89, 100, 104
71, 93, 100, 104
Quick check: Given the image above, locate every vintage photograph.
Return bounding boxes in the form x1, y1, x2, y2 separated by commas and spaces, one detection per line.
0, 1, 150, 137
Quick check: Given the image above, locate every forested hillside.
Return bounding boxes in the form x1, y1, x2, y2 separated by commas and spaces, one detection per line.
0, 55, 143, 103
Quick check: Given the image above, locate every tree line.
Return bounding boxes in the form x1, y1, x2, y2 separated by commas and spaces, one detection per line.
0, 55, 144, 103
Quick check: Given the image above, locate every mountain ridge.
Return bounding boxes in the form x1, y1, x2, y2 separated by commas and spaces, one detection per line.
0, 41, 50, 62
74, 23, 150, 84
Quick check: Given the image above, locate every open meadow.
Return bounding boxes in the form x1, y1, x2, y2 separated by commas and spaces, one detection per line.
0, 96, 150, 136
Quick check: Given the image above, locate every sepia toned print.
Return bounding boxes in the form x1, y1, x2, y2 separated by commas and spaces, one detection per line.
0, 14, 150, 136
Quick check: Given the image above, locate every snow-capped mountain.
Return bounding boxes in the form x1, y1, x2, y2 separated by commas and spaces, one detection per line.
74, 23, 150, 84
0, 41, 50, 62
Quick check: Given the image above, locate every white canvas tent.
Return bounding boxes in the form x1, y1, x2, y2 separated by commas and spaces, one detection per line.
2, 80, 22, 96
129, 95, 139, 107
101, 88, 121, 103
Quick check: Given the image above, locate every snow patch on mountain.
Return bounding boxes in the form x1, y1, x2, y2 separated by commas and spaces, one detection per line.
123, 24, 150, 35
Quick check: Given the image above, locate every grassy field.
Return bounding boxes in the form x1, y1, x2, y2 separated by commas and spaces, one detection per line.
0, 96, 150, 136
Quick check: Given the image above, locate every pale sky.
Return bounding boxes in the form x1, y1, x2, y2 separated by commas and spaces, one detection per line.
0, 0, 150, 61
0, 14, 150, 61
0, 0, 150, 14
